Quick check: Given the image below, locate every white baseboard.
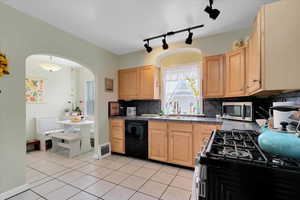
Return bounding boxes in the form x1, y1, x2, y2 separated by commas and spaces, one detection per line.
0, 184, 30, 200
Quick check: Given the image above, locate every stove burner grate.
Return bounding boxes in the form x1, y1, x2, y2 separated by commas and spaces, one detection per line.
207, 129, 268, 164
223, 148, 252, 159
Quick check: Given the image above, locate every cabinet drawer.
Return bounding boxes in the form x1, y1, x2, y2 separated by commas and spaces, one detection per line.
111, 138, 125, 154
194, 123, 220, 133
110, 119, 124, 127
149, 121, 167, 130
111, 126, 124, 139
168, 122, 193, 132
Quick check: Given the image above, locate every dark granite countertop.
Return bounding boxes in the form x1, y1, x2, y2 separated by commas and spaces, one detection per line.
110, 115, 223, 124
221, 120, 260, 131
109, 115, 259, 131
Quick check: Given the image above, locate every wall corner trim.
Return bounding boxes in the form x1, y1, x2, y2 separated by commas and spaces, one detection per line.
0, 184, 30, 200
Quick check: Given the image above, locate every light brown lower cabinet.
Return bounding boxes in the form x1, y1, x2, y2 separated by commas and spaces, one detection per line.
193, 123, 221, 159
148, 121, 168, 162
111, 138, 125, 154
110, 119, 221, 167
168, 129, 193, 167
148, 121, 220, 168
110, 119, 125, 154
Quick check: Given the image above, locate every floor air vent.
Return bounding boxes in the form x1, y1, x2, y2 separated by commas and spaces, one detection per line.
99, 143, 111, 159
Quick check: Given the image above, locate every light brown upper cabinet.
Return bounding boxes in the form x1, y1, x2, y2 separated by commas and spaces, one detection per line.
118, 68, 139, 100
225, 48, 246, 97
246, 11, 262, 95
247, 1, 300, 95
203, 54, 225, 98
118, 65, 160, 100
148, 121, 168, 162
139, 65, 160, 99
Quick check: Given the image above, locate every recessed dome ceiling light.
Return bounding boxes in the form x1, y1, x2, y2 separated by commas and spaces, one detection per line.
40, 56, 62, 72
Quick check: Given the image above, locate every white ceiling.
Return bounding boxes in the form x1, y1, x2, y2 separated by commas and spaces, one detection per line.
1, 0, 278, 55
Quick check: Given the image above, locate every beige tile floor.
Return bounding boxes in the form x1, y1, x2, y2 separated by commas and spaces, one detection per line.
8, 151, 194, 200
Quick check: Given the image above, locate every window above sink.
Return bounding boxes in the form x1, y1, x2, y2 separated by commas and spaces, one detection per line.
161, 63, 203, 116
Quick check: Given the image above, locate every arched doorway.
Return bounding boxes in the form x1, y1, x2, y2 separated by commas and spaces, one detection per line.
25, 54, 99, 160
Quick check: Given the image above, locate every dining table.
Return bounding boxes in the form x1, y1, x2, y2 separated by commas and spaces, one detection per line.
57, 120, 94, 153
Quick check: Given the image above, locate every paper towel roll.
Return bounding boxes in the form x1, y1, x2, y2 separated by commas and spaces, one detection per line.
273, 102, 295, 129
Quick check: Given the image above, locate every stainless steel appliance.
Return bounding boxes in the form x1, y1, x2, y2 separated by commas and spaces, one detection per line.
126, 107, 136, 116
222, 102, 253, 121
192, 129, 300, 200
125, 120, 148, 159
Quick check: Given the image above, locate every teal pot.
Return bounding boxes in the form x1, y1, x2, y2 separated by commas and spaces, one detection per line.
258, 127, 300, 159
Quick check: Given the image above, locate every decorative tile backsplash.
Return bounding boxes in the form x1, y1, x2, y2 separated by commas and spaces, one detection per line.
118, 90, 300, 118
204, 90, 300, 118
119, 100, 161, 116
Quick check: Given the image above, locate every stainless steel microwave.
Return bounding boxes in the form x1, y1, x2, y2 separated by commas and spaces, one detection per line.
222, 102, 253, 121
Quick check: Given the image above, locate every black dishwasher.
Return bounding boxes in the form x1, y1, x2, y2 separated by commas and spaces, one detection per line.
125, 120, 148, 159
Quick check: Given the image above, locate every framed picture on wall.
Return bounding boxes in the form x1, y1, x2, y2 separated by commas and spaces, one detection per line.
25, 78, 45, 103
105, 78, 113, 92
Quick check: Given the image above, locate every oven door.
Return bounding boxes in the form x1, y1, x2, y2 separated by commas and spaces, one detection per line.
192, 154, 201, 200
192, 154, 208, 200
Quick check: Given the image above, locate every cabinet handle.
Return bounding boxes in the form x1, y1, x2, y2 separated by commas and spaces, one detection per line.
246, 86, 250, 89
252, 79, 260, 83
240, 88, 244, 91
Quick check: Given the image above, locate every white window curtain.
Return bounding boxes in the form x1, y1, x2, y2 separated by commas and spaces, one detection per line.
161, 63, 203, 115
85, 80, 95, 116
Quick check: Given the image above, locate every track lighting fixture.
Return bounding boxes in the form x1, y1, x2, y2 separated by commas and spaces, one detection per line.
204, 0, 220, 20
144, 40, 152, 53
142, 24, 204, 53
162, 37, 168, 50
185, 30, 193, 45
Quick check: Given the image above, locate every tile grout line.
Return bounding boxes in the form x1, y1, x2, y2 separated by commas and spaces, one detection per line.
26, 153, 192, 200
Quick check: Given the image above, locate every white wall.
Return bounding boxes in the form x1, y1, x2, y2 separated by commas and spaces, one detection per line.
0, 2, 118, 193
118, 28, 251, 68
25, 58, 76, 140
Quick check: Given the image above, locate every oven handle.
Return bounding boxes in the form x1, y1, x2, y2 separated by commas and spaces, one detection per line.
201, 129, 217, 157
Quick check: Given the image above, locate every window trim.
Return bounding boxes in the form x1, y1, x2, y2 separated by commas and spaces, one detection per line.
160, 61, 203, 116
85, 80, 95, 116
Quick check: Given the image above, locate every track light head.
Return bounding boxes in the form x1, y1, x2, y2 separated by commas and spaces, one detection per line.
204, 0, 220, 20
185, 30, 193, 45
162, 37, 168, 50
144, 41, 152, 53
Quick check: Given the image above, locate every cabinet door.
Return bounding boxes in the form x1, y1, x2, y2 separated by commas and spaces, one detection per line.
149, 128, 168, 162
110, 119, 125, 154
118, 68, 139, 100
246, 12, 262, 95
111, 138, 125, 154
139, 65, 159, 99
168, 130, 193, 167
193, 123, 221, 158
226, 48, 246, 97
203, 55, 225, 98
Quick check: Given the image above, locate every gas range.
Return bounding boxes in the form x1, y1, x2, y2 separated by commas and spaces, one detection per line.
202, 129, 300, 171
193, 129, 300, 200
